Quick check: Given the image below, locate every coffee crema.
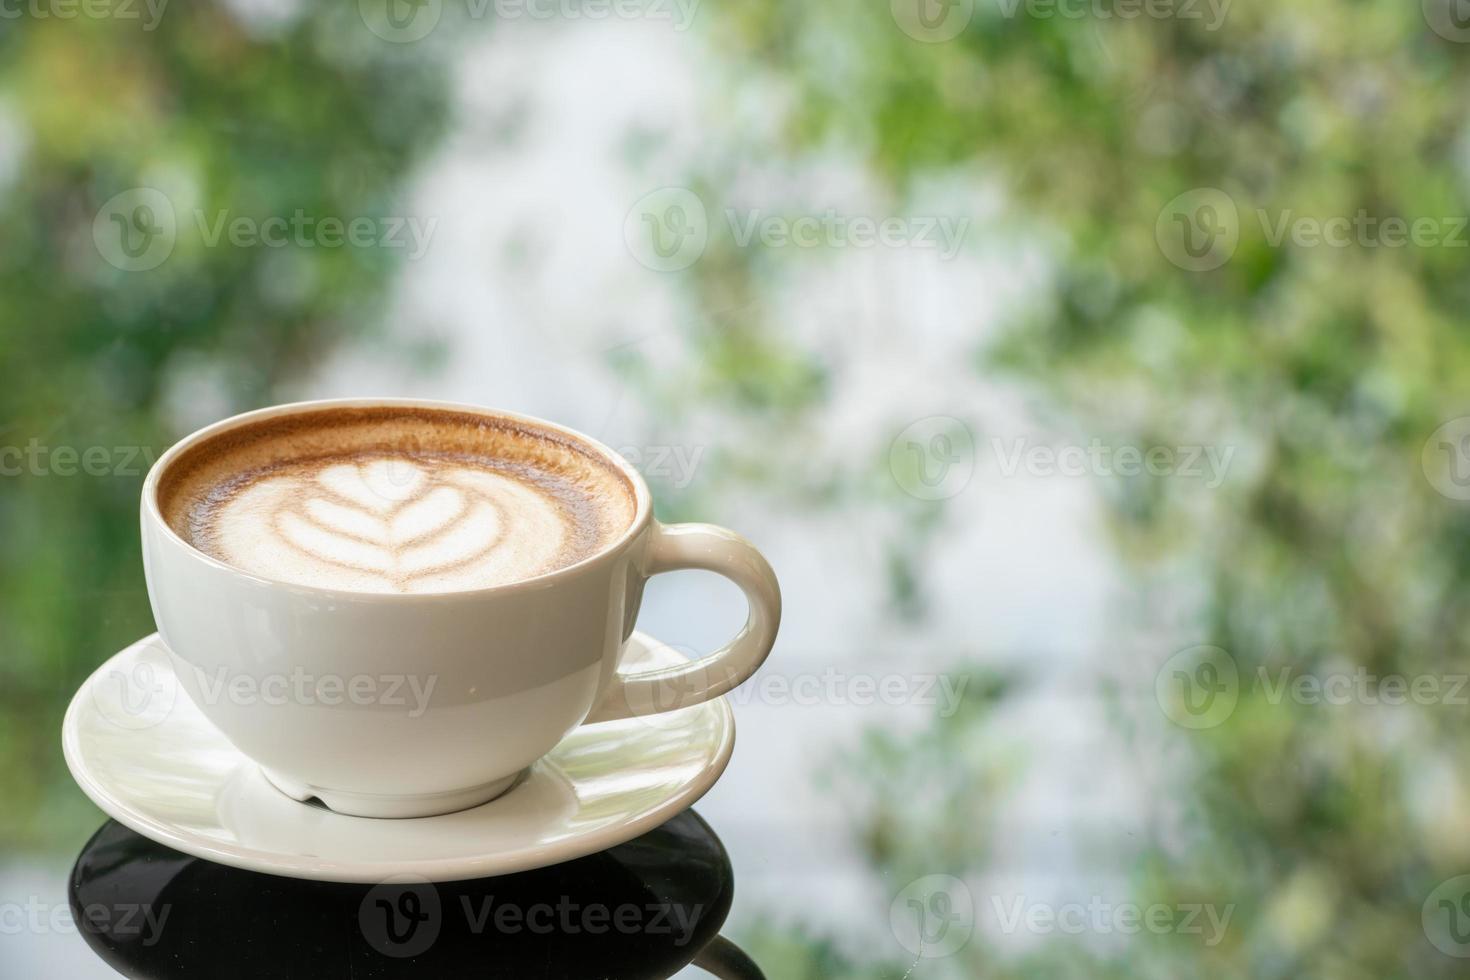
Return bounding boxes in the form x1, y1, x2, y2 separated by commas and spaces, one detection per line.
156, 407, 638, 594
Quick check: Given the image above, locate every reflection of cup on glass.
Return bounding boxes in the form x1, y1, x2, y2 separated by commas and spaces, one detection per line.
70, 809, 753, 977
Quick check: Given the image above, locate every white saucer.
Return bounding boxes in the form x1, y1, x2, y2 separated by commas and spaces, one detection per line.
63, 632, 734, 883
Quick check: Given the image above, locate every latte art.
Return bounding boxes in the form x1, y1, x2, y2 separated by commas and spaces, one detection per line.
210, 457, 580, 593
157, 407, 638, 594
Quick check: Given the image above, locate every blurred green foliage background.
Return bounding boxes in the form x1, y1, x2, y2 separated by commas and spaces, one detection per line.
0, 7, 449, 847
710, 3, 1470, 977
4, 1, 1470, 976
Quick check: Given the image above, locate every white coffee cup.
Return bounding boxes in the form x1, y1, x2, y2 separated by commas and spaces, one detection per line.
140, 398, 780, 818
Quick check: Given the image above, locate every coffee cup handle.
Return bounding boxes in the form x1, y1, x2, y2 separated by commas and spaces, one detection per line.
583, 522, 781, 724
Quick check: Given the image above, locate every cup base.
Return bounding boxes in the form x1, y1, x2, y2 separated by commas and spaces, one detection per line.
260, 768, 525, 819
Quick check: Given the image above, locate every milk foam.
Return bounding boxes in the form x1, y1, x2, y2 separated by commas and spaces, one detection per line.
157, 408, 637, 594
209, 456, 584, 593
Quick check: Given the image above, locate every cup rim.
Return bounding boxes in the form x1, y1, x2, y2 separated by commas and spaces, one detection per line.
141, 397, 653, 600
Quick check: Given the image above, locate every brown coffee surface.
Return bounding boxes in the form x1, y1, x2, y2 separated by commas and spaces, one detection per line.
157, 407, 638, 594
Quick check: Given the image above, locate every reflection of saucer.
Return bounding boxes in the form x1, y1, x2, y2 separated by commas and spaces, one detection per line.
63, 633, 734, 883
69, 810, 749, 980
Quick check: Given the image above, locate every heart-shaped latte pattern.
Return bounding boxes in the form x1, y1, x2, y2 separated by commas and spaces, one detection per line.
209, 456, 575, 593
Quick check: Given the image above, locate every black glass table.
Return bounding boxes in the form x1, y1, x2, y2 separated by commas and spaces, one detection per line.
68, 809, 763, 979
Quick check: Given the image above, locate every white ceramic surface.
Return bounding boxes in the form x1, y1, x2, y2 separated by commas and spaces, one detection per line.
139, 398, 780, 817
63, 633, 735, 883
